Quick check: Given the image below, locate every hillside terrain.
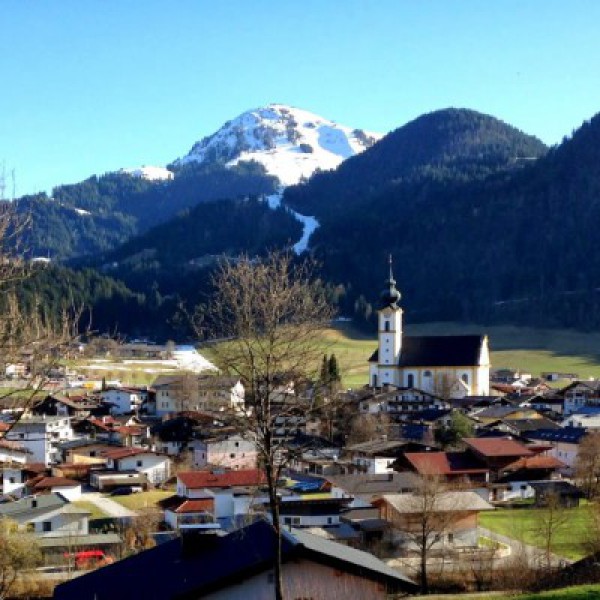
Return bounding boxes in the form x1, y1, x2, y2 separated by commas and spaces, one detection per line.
8, 105, 600, 338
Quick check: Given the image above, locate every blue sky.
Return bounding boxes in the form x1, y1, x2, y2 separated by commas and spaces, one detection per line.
1, 0, 599, 196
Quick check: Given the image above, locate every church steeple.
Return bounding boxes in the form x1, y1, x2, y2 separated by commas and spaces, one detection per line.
379, 254, 401, 309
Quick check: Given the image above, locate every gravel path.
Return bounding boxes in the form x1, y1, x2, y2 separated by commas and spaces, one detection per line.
83, 492, 138, 518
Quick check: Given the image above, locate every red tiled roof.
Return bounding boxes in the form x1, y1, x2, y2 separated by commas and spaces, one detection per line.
502, 455, 565, 472
174, 499, 214, 514
404, 452, 489, 476
115, 426, 145, 436
101, 447, 148, 460
178, 469, 265, 489
463, 437, 534, 458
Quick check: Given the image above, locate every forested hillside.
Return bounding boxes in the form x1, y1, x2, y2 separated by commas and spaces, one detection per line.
307, 112, 600, 331
8, 161, 277, 260
11, 107, 600, 338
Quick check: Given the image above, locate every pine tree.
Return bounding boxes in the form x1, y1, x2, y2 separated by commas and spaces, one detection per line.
328, 354, 341, 383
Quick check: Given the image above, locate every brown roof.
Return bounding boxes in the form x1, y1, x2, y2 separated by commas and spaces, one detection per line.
403, 452, 489, 476
174, 499, 214, 514
502, 455, 565, 472
463, 437, 534, 458
178, 469, 265, 489
32, 476, 80, 490
101, 447, 154, 460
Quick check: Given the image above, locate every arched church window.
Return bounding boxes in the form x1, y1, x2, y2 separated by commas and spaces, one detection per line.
462, 373, 469, 384
423, 371, 432, 378
384, 320, 390, 332
407, 374, 414, 387
372, 374, 378, 388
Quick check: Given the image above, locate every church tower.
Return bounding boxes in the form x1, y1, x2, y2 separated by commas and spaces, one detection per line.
371, 256, 403, 387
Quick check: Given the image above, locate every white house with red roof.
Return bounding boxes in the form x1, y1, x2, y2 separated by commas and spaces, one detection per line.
102, 448, 171, 485
174, 469, 266, 525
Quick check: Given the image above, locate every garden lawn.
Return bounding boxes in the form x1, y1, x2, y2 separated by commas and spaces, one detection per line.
479, 505, 592, 561
516, 584, 600, 600
72, 500, 109, 520
107, 490, 174, 511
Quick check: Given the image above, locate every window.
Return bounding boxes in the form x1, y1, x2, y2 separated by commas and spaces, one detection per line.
384, 320, 390, 332
8, 477, 15, 484
372, 374, 378, 388
230, 453, 236, 459
447, 533, 454, 544
423, 370, 432, 378
136, 460, 143, 467
42, 521, 52, 532
462, 373, 469, 384
327, 517, 333, 525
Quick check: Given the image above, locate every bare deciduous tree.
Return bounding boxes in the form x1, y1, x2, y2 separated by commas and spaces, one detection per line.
532, 492, 569, 570
386, 474, 470, 594
575, 431, 600, 499
0, 518, 42, 600
191, 251, 333, 600
0, 207, 80, 424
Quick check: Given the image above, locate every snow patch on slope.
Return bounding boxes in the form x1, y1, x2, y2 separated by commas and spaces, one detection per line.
120, 166, 174, 181
266, 192, 319, 254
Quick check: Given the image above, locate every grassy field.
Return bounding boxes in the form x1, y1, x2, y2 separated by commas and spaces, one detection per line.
479, 505, 593, 560
320, 321, 600, 388
67, 321, 600, 390
108, 490, 174, 511
418, 585, 600, 600
517, 585, 600, 600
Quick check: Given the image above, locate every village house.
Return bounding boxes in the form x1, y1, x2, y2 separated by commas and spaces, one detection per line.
373, 490, 494, 551
174, 469, 266, 527
5, 416, 74, 465
561, 381, 600, 415
100, 386, 146, 415
193, 434, 258, 470
358, 385, 450, 415
54, 520, 417, 599
0, 492, 121, 565
524, 427, 587, 475
100, 447, 171, 486
345, 439, 435, 475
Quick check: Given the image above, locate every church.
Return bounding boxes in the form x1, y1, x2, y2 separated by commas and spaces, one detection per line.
368, 260, 490, 398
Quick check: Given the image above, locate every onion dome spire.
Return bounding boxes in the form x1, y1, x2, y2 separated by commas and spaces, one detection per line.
380, 254, 401, 308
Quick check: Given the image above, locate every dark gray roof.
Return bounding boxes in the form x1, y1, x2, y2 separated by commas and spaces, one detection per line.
369, 335, 484, 367
53, 520, 417, 599
0, 493, 68, 519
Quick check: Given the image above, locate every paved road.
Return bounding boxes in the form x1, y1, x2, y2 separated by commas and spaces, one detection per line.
479, 526, 571, 568
83, 493, 137, 518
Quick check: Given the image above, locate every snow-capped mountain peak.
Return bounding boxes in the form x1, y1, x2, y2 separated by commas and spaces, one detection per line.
173, 104, 382, 186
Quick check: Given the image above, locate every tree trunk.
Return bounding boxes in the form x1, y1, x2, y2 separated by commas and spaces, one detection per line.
265, 458, 285, 600
420, 545, 428, 594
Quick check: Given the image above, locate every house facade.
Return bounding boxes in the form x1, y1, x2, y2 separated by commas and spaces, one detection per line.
193, 435, 257, 470
6, 416, 73, 465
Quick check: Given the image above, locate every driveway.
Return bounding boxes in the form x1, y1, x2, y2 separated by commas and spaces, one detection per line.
83, 492, 138, 518
479, 526, 571, 567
